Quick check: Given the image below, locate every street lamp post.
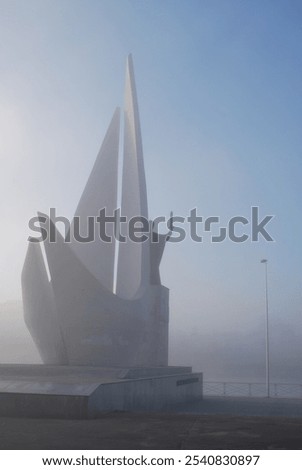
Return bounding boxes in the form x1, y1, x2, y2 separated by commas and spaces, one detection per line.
260, 259, 269, 398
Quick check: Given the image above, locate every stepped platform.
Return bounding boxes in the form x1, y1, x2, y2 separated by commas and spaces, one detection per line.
0, 364, 202, 418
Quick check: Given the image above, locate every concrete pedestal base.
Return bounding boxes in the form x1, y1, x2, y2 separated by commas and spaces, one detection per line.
0, 365, 203, 418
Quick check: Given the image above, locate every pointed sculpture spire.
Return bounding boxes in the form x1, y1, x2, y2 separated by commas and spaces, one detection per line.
70, 107, 120, 292
116, 54, 150, 299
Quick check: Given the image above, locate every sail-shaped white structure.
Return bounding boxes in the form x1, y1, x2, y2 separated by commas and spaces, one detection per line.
22, 55, 170, 367
69, 108, 120, 292
116, 55, 150, 299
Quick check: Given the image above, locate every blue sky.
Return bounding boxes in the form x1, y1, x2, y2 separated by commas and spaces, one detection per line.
0, 0, 301, 379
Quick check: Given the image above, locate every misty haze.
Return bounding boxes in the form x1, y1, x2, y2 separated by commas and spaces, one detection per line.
1, 0, 302, 391
1, 297, 301, 384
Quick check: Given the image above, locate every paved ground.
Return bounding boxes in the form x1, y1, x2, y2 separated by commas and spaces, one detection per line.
0, 397, 302, 449
170, 396, 302, 418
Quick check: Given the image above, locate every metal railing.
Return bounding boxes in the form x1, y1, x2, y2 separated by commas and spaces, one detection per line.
203, 381, 302, 399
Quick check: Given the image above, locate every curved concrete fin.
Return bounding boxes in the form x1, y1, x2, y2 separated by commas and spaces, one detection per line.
116, 54, 150, 299
41, 212, 103, 293
40, 212, 118, 317
41, 213, 143, 365
21, 241, 68, 364
70, 107, 120, 293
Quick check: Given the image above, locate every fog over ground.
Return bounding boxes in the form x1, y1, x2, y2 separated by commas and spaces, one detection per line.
0, 299, 301, 383
0, 1, 301, 383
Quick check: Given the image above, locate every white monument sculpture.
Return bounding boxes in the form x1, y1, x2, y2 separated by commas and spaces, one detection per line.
22, 55, 171, 368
